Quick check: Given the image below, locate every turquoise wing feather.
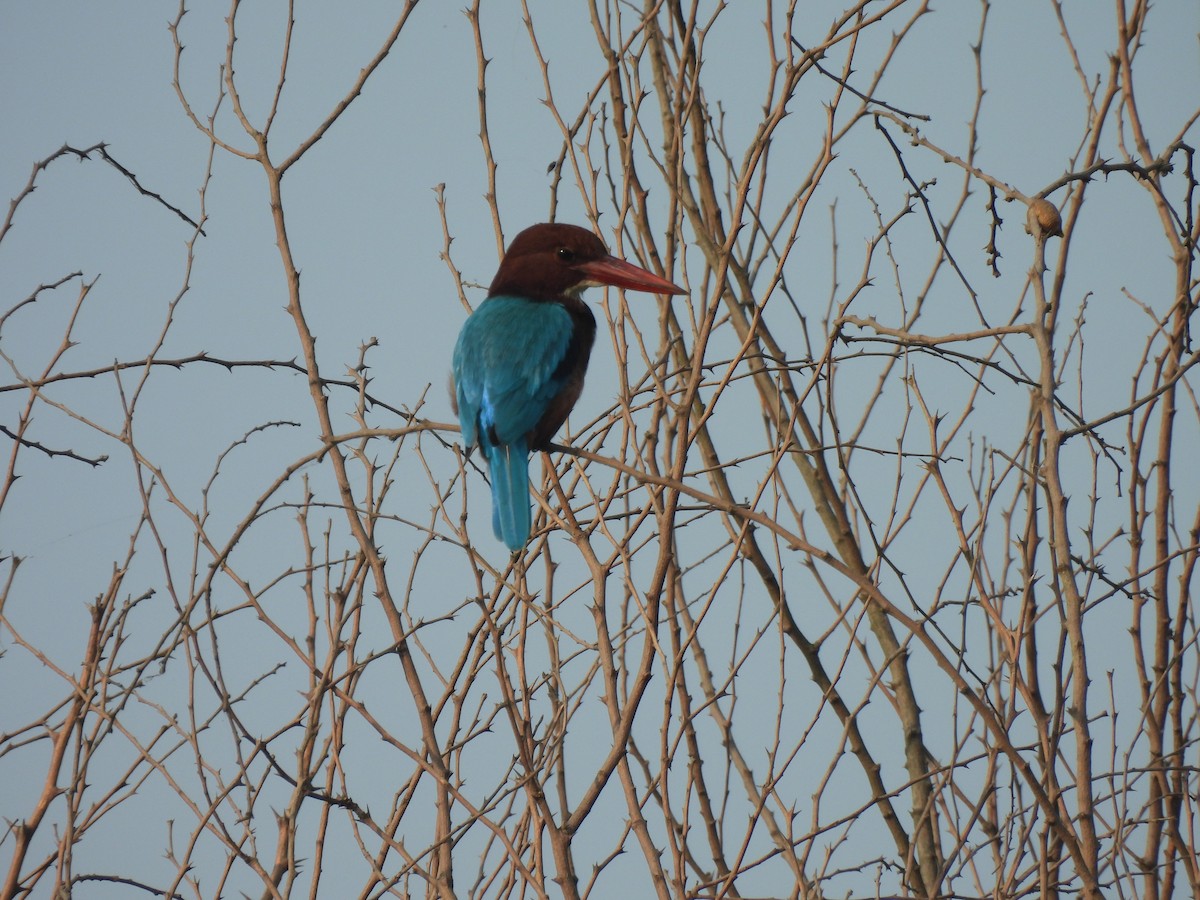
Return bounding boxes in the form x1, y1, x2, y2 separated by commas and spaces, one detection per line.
452, 296, 574, 549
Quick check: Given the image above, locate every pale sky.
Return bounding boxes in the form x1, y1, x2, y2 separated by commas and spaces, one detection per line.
2, 2, 1198, 896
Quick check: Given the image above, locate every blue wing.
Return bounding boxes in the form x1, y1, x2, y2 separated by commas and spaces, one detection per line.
452, 296, 574, 549
452, 296, 574, 451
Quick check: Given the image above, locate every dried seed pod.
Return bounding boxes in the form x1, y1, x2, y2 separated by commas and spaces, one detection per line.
1026, 198, 1063, 238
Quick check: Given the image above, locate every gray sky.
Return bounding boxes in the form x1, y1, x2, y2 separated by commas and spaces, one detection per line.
2, 2, 1198, 896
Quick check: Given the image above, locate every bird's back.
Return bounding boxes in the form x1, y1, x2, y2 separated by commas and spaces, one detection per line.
452, 295, 580, 450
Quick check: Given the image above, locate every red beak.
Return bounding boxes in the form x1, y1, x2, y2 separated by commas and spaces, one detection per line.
577, 256, 684, 295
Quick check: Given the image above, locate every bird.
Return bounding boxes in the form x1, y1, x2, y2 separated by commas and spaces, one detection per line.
452, 223, 684, 551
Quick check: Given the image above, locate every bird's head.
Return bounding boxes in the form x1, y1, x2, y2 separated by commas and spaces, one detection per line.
488, 223, 683, 301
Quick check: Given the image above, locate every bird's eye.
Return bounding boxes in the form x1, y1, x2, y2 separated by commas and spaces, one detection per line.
557, 247, 576, 262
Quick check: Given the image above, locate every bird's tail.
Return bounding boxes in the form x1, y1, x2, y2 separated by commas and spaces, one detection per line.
488, 440, 531, 552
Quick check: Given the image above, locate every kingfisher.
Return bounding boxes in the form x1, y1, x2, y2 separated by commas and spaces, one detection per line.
452, 223, 684, 551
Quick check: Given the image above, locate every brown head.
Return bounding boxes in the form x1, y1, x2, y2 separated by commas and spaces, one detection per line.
488, 223, 683, 301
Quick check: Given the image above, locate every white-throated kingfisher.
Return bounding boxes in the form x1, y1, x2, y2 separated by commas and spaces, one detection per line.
452, 223, 684, 551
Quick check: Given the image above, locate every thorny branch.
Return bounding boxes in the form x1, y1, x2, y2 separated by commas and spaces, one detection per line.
2, 2, 1198, 899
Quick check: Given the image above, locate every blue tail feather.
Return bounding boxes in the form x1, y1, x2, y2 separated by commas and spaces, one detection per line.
488, 440, 531, 551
